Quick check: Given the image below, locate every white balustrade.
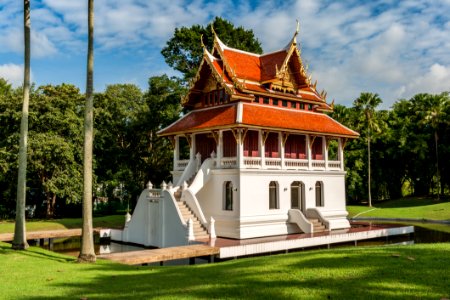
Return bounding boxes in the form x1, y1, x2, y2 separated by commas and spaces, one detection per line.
327, 160, 342, 170
264, 157, 282, 169
243, 157, 261, 168
220, 157, 237, 168
311, 160, 326, 169
175, 159, 190, 171
284, 158, 309, 169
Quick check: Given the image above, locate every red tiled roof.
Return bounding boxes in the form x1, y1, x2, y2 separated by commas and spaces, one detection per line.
241, 104, 359, 137
158, 105, 237, 135
158, 103, 358, 138
223, 49, 262, 82
260, 50, 287, 81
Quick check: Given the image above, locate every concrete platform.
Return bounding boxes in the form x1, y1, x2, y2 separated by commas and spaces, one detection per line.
203, 223, 414, 259
100, 223, 414, 265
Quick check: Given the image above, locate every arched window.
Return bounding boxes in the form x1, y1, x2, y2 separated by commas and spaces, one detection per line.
269, 181, 279, 209
224, 181, 233, 211
291, 181, 305, 210
315, 181, 324, 207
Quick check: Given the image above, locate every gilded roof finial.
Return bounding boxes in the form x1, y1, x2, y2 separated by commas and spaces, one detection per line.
211, 23, 217, 36
296, 19, 300, 36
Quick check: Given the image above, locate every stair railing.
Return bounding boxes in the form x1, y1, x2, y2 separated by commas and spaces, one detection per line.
288, 209, 314, 233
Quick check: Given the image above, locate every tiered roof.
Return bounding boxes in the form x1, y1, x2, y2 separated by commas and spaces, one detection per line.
159, 27, 359, 139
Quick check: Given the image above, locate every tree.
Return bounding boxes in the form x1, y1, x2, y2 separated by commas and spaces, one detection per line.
162, 17, 262, 81
353, 92, 382, 207
94, 84, 145, 208
27, 84, 84, 218
78, 0, 95, 263
416, 92, 449, 199
12, 0, 31, 250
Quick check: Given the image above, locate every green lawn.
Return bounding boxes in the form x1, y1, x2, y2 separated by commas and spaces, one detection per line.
0, 215, 125, 234
0, 241, 448, 299
347, 197, 450, 221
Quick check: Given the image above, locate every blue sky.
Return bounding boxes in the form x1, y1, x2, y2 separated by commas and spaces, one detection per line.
1, 0, 449, 108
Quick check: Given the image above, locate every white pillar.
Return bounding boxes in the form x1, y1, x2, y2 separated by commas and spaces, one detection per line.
187, 218, 195, 242
323, 136, 328, 170
306, 135, 312, 170
338, 138, 344, 171
189, 134, 196, 161
209, 217, 216, 239
279, 132, 285, 169
259, 130, 265, 169
238, 130, 244, 168
173, 135, 179, 170
217, 131, 223, 168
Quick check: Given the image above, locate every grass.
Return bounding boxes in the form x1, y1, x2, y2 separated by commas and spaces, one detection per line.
0, 241, 448, 299
347, 197, 450, 221
0, 215, 125, 234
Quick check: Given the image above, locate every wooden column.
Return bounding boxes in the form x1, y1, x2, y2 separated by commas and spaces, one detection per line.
323, 136, 328, 170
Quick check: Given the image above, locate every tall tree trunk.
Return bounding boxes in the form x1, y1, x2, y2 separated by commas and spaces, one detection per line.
434, 131, 440, 201
368, 128, 372, 207
78, 0, 96, 263
12, 0, 31, 250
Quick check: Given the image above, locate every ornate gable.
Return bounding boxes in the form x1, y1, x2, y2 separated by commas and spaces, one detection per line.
182, 22, 332, 112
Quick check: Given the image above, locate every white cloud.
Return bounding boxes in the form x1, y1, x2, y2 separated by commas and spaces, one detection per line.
399, 63, 450, 98
0, 64, 24, 87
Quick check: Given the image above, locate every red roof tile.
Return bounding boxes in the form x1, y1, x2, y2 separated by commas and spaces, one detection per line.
159, 105, 237, 135
159, 103, 358, 138
241, 104, 358, 137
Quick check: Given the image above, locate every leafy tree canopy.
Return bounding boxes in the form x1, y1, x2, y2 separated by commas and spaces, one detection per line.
162, 17, 262, 81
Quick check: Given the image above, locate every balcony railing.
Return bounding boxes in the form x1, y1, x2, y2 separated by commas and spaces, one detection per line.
175, 158, 342, 172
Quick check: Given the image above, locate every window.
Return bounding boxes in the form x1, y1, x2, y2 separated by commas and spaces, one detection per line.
273, 99, 279, 106
315, 181, 324, 207
291, 181, 305, 210
269, 181, 279, 209
263, 97, 270, 104
300, 103, 305, 110
291, 102, 297, 109
282, 100, 288, 107
224, 181, 233, 211
308, 104, 313, 111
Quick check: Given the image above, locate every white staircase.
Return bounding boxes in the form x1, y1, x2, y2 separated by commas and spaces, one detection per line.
308, 218, 327, 233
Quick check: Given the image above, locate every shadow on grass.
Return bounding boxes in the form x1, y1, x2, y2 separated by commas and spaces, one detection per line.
375, 197, 449, 208
16, 244, 450, 300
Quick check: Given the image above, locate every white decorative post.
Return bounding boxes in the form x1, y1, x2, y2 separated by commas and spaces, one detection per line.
182, 181, 188, 190
146, 181, 153, 190
187, 218, 195, 242
161, 181, 167, 190
209, 217, 216, 239
167, 181, 173, 190
196, 152, 202, 171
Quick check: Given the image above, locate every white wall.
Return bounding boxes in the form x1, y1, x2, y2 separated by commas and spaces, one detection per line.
195, 169, 348, 239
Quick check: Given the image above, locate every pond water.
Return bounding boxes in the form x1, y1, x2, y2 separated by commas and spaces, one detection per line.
32, 222, 450, 257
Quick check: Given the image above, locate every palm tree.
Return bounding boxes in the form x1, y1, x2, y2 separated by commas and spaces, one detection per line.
78, 0, 96, 263
418, 92, 449, 200
353, 92, 382, 207
12, 0, 31, 250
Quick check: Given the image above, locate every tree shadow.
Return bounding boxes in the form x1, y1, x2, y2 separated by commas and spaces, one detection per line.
13, 244, 450, 300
